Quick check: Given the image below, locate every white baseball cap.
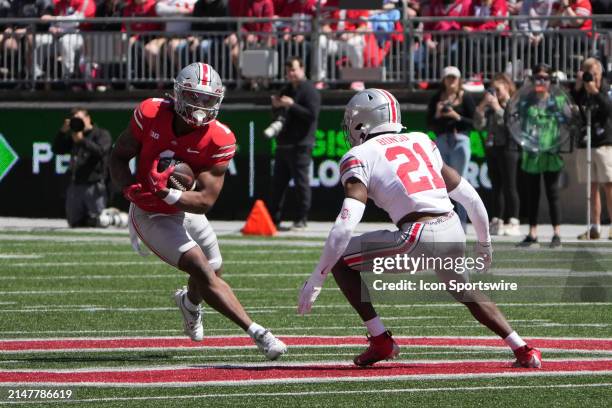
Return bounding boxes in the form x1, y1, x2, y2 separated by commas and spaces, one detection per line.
442, 66, 461, 78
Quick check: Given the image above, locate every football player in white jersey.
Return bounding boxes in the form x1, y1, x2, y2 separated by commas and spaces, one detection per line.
297, 88, 542, 368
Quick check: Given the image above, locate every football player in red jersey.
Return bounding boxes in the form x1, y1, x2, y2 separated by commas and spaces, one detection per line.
109, 63, 287, 360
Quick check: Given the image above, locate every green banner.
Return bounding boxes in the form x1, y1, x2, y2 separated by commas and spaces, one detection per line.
0, 107, 491, 220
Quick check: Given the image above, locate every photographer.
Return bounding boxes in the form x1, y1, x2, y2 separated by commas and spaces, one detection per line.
266, 57, 321, 231
515, 63, 573, 248
53, 108, 112, 227
474, 73, 521, 236
572, 58, 612, 240
426, 66, 476, 230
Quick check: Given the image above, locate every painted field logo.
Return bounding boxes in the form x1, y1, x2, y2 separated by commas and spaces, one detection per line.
0, 134, 18, 183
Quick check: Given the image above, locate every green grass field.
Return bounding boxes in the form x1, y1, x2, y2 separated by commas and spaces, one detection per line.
0, 231, 611, 407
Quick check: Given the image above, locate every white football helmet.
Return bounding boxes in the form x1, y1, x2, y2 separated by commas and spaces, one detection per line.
174, 62, 225, 127
343, 88, 403, 147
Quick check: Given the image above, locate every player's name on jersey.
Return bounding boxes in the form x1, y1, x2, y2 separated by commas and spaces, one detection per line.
371, 279, 519, 293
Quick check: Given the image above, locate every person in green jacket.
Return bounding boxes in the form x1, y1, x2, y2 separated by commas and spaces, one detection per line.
516, 64, 572, 248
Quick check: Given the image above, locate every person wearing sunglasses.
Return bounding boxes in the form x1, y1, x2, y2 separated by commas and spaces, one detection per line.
516, 64, 572, 248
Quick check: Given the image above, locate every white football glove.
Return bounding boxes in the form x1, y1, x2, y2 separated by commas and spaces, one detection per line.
474, 242, 493, 273
297, 272, 326, 315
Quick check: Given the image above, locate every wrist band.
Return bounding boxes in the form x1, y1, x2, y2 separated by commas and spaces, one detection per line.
163, 188, 182, 205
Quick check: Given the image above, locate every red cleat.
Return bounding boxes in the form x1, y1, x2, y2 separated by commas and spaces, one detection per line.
513, 345, 542, 368
353, 331, 400, 367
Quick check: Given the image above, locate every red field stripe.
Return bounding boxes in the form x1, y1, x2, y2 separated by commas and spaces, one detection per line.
398, 337, 612, 352
1, 360, 611, 384
2, 336, 612, 352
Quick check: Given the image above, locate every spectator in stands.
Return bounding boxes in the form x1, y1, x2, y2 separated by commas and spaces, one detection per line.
276, 0, 315, 45
572, 58, 612, 240
39, 0, 96, 79
316, 0, 369, 90
516, 63, 571, 248
371, 0, 401, 48
507, 0, 522, 15
1, 0, 54, 80
226, 0, 275, 72
155, 0, 197, 71
418, 0, 471, 77
517, 0, 555, 46
364, 0, 402, 72
464, 0, 509, 32
426, 66, 475, 230
404, 0, 420, 18
422, 0, 471, 50
0, 0, 53, 78
95, 0, 125, 31
551, 0, 592, 31
462, 0, 508, 79
191, 0, 230, 63
122, 0, 163, 81
474, 73, 521, 236
53, 107, 112, 227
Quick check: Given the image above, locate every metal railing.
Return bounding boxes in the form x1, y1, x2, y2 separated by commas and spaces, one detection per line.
0, 15, 610, 89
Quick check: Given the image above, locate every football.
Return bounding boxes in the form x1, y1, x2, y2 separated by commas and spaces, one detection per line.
157, 158, 196, 191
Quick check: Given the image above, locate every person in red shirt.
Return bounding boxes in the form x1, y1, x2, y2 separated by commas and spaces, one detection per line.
122, 0, 165, 82
225, 0, 275, 71
416, 0, 472, 80
464, 0, 509, 32
316, 0, 369, 90
110, 63, 288, 359
422, 0, 472, 51
39, 0, 96, 78
463, 0, 508, 79
276, 0, 315, 44
552, 0, 593, 31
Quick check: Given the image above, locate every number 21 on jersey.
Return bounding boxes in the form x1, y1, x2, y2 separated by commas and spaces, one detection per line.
385, 143, 445, 194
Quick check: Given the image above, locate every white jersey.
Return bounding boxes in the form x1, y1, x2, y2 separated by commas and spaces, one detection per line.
340, 131, 454, 225
156, 0, 197, 33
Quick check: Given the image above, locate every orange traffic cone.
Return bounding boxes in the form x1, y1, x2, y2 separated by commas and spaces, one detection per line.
241, 200, 277, 236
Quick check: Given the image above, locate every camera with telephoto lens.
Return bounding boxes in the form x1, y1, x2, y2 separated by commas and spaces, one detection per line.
441, 101, 453, 113
263, 115, 286, 139
583, 71, 594, 82
486, 87, 496, 96
69, 116, 85, 132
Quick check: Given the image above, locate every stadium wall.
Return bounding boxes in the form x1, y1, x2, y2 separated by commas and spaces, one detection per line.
0, 106, 602, 224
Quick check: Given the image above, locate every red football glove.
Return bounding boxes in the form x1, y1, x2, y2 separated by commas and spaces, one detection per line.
147, 158, 175, 193
123, 183, 160, 210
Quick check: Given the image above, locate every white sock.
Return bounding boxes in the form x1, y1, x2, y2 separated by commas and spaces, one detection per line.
591, 224, 601, 233
247, 322, 266, 338
504, 331, 527, 351
364, 316, 386, 337
182, 293, 199, 312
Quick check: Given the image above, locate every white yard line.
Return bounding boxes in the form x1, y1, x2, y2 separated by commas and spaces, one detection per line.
3, 358, 612, 373
0, 377, 610, 392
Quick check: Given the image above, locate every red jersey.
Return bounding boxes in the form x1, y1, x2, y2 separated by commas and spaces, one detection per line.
554, 0, 592, 31
424, 0, 472, 31
129, 98, 237, 214
467, 0, 508, 31
276, 0, 315, 17
122, 0, 162, 33
228, 0, 274, 33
